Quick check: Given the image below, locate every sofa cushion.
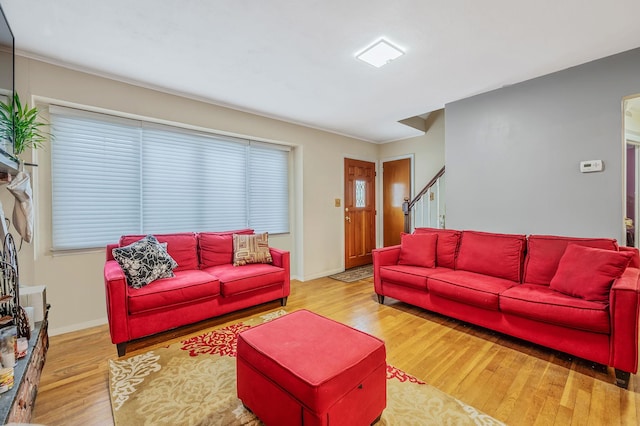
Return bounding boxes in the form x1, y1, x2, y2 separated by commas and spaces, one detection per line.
414, 228, 461, 269
127, 269, 220, 314
455, 231, 526, 282
199, 229, 254, 268
379, 265, 452, 290
120, 233, 198, 271
523, 234, 619, 285
500, 284, 610, 334
427, 270, 517, 311
233, 232, 273, 266
397, 232, 437, 268
203, 263, 285, 297
112, 235, 178, 289
549, 244, 632, 302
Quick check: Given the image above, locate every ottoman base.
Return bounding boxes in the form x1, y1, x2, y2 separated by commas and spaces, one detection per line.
238, 358, 386, 426
236, 310, 386, 426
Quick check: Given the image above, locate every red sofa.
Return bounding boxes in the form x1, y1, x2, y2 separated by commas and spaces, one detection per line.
104, 229, 290, 356
373, 228, 640, 388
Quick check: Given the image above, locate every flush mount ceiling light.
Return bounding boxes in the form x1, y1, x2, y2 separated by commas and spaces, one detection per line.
356, 38, 405, 68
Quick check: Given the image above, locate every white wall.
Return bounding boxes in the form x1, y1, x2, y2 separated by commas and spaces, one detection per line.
378, 110, 445, 195
9, 56, 378, 334
445, 48, 640, 242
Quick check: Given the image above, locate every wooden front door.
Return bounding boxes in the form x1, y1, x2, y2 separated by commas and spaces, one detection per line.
344, 158, 376, 269
382, 158, 411, 246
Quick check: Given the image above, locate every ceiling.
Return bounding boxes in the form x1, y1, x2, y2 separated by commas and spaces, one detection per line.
2, 0, 640, 143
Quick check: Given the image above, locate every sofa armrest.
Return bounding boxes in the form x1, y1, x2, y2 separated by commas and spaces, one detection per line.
104, 260, 130, 345
270, 247, 291, 297
619, 246, 640, 268
609, 267, 640, 373
372, 246, 400, 295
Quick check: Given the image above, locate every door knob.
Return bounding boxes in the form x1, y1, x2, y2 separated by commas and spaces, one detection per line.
345, 216, 351, 222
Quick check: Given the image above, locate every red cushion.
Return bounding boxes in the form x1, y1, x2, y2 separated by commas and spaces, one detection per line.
379, 265, 451, 290
236, 310, 386, 414
414, 228, 461, 269
455, 231, 526, 282
203, 263, 285, 297
120, 233, 198, 271
523, 235, 619, 285
127, 269, 219, 314
500, 284, 610, 334
427, 270, 516, 311
397, 233, 437, 268
198, 229, 254, 268
549, 244, 632, 302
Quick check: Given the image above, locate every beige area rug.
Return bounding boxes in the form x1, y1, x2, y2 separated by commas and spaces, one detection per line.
109, 310, 505, 426
329, 264, 374, 282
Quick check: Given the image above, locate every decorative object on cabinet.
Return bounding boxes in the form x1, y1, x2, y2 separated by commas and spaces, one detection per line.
0, 305, 49, 423
0, 233, 29, 337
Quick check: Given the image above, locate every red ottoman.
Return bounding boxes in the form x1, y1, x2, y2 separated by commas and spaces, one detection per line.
237, 309, 386, 426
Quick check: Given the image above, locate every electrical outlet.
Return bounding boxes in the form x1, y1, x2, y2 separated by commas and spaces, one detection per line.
335, 198, 341, 207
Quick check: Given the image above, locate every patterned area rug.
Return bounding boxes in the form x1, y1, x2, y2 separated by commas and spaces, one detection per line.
328, 264, 374, 282
109, 310, 505, 426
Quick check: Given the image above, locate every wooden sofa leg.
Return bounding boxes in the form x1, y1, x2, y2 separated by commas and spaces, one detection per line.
615, 369, 631, 389
376, 294, 385, 304
280, 296, 288, 307
117, 342, 127, 357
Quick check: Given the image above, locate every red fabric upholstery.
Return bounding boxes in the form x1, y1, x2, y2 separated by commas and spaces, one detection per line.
523, 235, 619, 285
104, 230, 290, 354
398, 232, 437, 268
120, 233, 198, 271
237, 310, 386, 425
619, 246, 640, 268
500, 284, 610, 333
610, 267, 640, 373
203, 263, 285, 297
198, 229, 254, 268
379, 265, 451, 290
549, 245, 632, 302
455, 231, 526, 282
372, 229, 640, 381
127, 270, 220, 314
427, 270, 516, 311
414, 227, 461, 268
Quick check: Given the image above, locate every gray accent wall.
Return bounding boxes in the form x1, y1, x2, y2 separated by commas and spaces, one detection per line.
445, 47, 640, 242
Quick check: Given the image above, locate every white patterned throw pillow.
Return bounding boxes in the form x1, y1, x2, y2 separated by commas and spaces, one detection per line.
112, 235, 178, 289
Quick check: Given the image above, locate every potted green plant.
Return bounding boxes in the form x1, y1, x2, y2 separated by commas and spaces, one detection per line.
0, 92, 48, 159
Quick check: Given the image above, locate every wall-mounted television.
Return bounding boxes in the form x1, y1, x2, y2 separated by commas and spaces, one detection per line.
0, 4, 13, 159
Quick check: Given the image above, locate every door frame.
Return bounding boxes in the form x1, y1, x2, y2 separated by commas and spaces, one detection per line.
623, 94, 640, 248
342, 155, 379, 269
379, 154, 414, 247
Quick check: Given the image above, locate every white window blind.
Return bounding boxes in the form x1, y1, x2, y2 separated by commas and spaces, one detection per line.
51, 113, 142, 250
50, 107, 290, 250
248, 144, 289, 233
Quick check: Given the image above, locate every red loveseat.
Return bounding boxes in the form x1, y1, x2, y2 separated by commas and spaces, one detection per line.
373, 228, 640, 388
104, 229, 290, 356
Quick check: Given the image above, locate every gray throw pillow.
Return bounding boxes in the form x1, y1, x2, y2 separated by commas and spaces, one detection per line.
112, 235, 178, 289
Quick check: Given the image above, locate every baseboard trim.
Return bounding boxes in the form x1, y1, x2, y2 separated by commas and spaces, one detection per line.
301, 267, 344, 282
50, 317, 108, 337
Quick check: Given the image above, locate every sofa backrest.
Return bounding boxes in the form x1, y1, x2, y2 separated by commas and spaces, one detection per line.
198, 229, 255, 268
414, 227, 461, 269
523, 235, 619, 285
455, 230, 527, 282
119, 233, 198, 271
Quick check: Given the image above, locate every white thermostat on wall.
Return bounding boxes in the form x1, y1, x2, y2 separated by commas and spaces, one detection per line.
579, 160, 603, 173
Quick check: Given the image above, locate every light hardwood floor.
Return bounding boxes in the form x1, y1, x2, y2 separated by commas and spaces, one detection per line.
33, 276, 639, 425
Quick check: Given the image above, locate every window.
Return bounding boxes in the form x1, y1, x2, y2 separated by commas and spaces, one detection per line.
50, 107, 290, 250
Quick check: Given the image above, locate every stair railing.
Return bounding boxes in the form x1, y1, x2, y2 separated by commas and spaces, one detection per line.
402, 166, 445, 233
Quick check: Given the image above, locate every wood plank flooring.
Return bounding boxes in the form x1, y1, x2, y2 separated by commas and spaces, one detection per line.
32, 276, 639, 425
